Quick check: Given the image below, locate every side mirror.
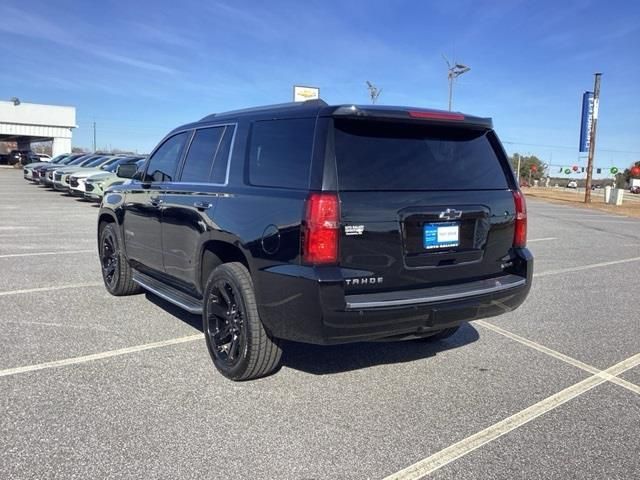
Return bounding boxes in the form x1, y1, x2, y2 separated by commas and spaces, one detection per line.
116, 163, 138, 179
132, 170, 145, 182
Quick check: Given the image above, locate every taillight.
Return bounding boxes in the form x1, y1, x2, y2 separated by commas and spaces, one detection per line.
302, 193, 339, 264
408, 110, 465, 121
512, 190, 527, 248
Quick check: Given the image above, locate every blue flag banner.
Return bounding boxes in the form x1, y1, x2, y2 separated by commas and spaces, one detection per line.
579, 91, 594, 153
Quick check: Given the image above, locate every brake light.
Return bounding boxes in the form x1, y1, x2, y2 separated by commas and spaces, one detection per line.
408, 111, 465, 121
512, 190, 527, 248
303, 193, 339, 264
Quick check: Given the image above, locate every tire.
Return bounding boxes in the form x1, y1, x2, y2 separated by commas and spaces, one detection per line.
98, 222, 142, 296
203, 262, 282, 381
417, 325, 461, 342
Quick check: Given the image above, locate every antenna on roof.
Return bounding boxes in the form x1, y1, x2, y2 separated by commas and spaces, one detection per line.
365, 81, 382, 104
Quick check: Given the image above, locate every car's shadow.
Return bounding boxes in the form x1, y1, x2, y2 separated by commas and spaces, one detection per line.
146, 293, 480, 376
282, 323, 479, 375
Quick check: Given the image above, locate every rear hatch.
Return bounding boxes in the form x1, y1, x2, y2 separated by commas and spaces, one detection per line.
332, 115, 518, 295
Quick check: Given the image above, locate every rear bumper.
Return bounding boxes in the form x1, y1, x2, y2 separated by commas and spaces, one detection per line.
257, 248, 533, 344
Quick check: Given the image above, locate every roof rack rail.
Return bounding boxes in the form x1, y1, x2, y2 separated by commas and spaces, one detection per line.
199, 98, 328, 122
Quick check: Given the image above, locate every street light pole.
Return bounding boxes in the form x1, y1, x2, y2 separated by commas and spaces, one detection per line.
448, 74, 454, 112
584, 73, 602, 203
443, 56, 470, 111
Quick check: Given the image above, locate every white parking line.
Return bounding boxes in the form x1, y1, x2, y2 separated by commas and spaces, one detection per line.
0, 232, 95, 238
383, 352, 640, 480
0, 250, 95, 259
0, 282, 103, 297
568, 219, 638, 224
476, 320, 640, 395
534, 256, 640, 278
0, 334, 202, 378
527, 237, 557, 243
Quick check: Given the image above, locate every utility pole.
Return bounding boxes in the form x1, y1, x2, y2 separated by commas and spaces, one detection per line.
516, 154, 521, 183
93, 121, 97, 152
584, 73, 602, 203
365, 81, 382, 104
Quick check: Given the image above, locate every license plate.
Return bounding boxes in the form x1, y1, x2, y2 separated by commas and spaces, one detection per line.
423, 222, 460, 250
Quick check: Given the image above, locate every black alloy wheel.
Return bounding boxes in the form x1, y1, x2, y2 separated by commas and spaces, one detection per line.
98, 223, 142, 296
206, 280, 247, 367
101, 228, 120, 289
202, 262, 282, 381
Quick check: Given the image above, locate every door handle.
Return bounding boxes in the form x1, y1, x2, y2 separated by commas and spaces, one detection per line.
149, 196, 163, 207
193, 201, 213, 210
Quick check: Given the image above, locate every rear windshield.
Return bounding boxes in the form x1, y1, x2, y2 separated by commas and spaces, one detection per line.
334, 120, 509, 191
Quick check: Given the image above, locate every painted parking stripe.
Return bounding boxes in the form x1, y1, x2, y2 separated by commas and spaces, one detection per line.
567, 219, 638, 224
477, 320, 640, 395
383, 352, 640, 480
0, 334, 202, 378
534, 256, 640, 278
0, 249, 95, 259
0, 282, 103, 297
527, 237, 557, 243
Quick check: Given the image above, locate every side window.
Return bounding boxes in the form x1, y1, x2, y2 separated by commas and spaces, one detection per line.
144, 132, 189, 183
180, 127, 224, 183
248, 118, 315, 189
179, 125, 235, 184
210, 126, 234, 184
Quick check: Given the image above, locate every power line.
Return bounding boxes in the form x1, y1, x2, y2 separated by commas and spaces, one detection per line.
502, 140, 640, 155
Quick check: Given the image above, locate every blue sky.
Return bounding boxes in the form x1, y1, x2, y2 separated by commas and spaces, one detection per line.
1, 0, 639, 177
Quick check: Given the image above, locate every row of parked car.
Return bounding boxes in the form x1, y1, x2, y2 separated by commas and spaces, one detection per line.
22, 152, 146, 201
0, 150, 51, 165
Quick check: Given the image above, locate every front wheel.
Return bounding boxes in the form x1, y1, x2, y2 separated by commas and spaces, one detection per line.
203, 262, 282, 381
99, 223, 142, 296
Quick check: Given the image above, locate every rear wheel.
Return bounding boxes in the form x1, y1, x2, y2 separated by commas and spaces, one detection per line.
99, 223, 142, 296
203, 262, 282, 381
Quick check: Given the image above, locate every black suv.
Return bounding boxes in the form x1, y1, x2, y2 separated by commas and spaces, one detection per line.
98, 100, 532, 380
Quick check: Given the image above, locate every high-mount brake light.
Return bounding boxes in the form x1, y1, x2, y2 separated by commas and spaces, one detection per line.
408, 111, 465, 121
302, 193, 339, 264
512, 190, 527, 248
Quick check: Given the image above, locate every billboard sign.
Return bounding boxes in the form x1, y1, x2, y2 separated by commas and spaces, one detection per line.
293, 85, 320, 102
579, 91, 594, 152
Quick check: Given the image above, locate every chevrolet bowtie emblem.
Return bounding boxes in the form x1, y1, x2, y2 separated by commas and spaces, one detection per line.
439, 208, 463, 220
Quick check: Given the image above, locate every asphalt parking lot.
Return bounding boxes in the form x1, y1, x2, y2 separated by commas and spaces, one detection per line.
1, 167, 639, 480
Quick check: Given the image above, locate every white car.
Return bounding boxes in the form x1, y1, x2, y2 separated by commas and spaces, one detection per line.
71, 156, 145, 198
567, 181, 578, 189
23, 153, 70, 180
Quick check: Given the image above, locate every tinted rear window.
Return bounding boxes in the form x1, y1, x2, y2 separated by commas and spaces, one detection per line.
248, 118, 315, 189
180, 127, 225, 183
334, 120, 508, 191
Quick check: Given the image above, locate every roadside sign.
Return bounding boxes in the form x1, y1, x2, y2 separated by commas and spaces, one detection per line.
293, 85, 320, 102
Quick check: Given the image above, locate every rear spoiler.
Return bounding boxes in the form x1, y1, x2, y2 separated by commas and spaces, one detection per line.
328, 105, 493, 129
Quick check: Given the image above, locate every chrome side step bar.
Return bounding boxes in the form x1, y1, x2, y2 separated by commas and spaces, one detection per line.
132, 270, 203, 314
345, 274, 526, 310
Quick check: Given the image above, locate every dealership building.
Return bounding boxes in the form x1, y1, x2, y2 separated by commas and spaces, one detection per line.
0, 100, 76, 157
